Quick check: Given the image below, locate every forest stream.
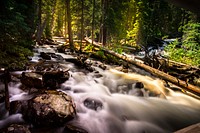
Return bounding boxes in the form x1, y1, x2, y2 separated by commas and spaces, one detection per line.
0, 38, 200, 133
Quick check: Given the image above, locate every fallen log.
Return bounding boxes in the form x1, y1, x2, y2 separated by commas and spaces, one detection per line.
84, 37, 200, 96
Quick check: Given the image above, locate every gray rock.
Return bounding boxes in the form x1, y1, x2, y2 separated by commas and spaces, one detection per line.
3, 124, 31, 133
21, 72, 43, 88
43, 70, 69, 89
22, 90, 76, 127
64, 124, 88, 133
40, 52, 51, 60
21, 70, 69, 89
83, 98, 103, 111
0, 90, 5, 103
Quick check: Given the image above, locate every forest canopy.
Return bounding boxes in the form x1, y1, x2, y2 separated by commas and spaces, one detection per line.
0, 0, 199, 69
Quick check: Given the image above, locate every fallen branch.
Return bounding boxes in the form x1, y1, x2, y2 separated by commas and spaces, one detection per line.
84, 37, 200, 96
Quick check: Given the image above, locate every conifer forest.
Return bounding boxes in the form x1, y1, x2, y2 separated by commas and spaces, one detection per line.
0, 0, 200, 133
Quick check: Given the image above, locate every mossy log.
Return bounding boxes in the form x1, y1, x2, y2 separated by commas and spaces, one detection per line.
84, 37, 200, 96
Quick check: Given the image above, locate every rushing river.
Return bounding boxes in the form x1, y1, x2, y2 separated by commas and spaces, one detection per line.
0, 44, 200, 133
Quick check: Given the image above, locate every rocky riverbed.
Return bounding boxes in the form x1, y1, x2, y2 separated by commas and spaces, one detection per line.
0, 39, 200, 133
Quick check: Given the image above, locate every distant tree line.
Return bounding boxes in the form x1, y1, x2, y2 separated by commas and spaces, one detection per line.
0, 0, 199, 69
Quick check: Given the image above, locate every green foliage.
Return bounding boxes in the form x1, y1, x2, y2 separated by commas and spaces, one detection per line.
96, 50, 105, 58
111, 43, 124, 54
0, 0, 34, 69
165, 22, 200, 66
114, 48, 123, 54
0, 44, 33, 70
84, 44, 94, 51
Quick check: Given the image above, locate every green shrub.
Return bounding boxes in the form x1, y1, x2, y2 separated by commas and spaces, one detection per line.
165, 22, 200, 67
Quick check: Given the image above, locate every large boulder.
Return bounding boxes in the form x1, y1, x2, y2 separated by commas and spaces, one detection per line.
22, 90, 76, 127
21, 72, 43, 88
21, 70, 69, 89
43, 70, 69, 89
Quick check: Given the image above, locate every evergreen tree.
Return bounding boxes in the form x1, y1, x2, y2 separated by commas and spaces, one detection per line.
0, 0, 34, 69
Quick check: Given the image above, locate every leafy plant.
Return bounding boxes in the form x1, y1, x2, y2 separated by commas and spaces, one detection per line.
165, 22, 200, 66
84, 44, 94, 52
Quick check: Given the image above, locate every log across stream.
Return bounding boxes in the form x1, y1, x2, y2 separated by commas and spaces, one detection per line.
0, 41, 200, 133
84, 37, 200, 97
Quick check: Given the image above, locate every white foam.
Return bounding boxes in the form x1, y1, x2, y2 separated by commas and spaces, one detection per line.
61, 69, 200, 132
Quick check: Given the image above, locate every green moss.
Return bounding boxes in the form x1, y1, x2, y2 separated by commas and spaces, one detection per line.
0, 44, 33, 70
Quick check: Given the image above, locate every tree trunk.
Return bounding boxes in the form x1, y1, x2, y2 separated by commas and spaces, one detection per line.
66, 0, 74, 51
36, 0, 42, 42
65, 6, 67, 38
50, 0, 57, 33
84, 37, 200, 96
102, 0, 107, 46
80, 0, 84, 52
92, 0, 95, 46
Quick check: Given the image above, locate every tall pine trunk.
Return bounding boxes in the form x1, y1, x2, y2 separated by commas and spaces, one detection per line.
92, 0, 95, 45
66, 0, 74, 51
102, 0, 108, 46
80, 0, 84, 52
36, 0, 42, 42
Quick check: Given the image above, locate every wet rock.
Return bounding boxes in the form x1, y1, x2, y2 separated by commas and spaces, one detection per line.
0, 90, 5, 103
22, 90, 76, 127
21, 72, 43, 88
57, 45, 67, 53
34, 61, 59, 72
29, 61, 68, 73
40, 52, 51, 60
135, 82, 144, 89
22, 61, 70, 89
44, 39, 57, 45
43, 70, 69, 89
2, 124, 31, 133
51, 54, 64, 61
83, 98, 103, 111
93, 71, 103, 78
65, 55, 94, 72
99, 63, 107, 70
64, 124, 88, 133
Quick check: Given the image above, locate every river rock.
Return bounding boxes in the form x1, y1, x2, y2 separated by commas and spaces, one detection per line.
83, 98, 103, 111
43, 70, 69, 89
135, 82, 144, 89
64, 124, 88, 133
21, 69, 69, 89
57, 45, 67, 53
3, 124, 31, 133
40, 52, 51, 60
22, 90, 76, 127
0, 90, 5, 103
21, 72, 43, 88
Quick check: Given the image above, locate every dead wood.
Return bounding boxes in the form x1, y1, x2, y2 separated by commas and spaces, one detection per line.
84, 37, 200, 96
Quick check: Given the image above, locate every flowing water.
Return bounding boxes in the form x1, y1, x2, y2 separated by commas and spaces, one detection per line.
0, 44, 200, 133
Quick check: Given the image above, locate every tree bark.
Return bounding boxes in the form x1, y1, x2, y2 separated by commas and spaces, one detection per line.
84, 37, 200, 96
80, 0, 84, 52
102, 0, 108, 46
92, 0, 95, 46
66, 0, 74, 51
50, 0, 57, 33
36, 0, 42, 42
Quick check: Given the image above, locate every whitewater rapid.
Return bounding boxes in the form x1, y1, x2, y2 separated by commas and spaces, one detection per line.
0, 44, 200, 133
59, 67, 200, 133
